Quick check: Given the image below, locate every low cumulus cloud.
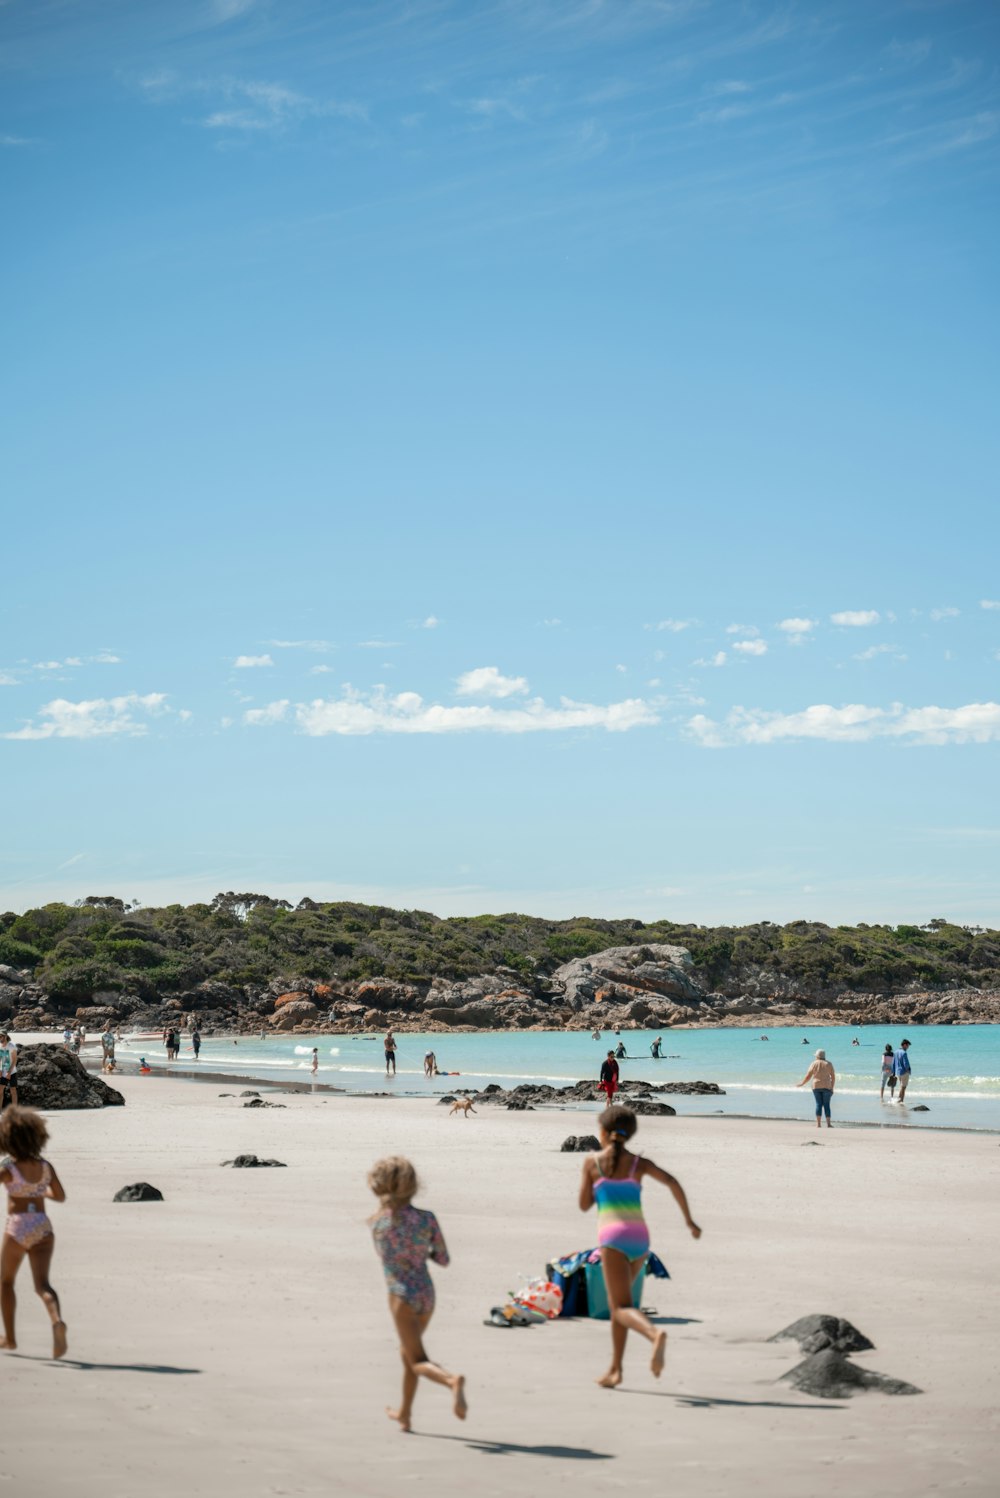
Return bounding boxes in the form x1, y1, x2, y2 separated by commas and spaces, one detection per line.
234, 654, 274, 668
831, 609, 880, 627
732, 639, 767, 657
778, 617, 815, 639
245, 686, 659, 736
455, 666, 529, 699
688, 701, 1000, 747
5, 693, 170, 741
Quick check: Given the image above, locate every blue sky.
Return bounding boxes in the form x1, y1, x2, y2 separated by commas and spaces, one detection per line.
2, 0, 999, 924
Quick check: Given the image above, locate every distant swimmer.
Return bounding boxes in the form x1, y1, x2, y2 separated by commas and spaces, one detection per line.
759, 1035, 769, 1042
650, 1037, 663, 1059
592, 1029, 602, 1041
801, 1038, 809, 1045
852, 1037, 861, 1047
311, 1048, 319, 1076
614, 1042, 627, 1060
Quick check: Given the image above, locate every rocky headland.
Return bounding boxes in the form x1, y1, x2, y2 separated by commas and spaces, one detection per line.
3, 935, 998, 1039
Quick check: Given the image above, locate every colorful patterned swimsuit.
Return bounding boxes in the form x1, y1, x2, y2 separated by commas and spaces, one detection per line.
371, 1205, 449, 1315
4, 1159, 54, 1250
594, 1152, 650, 1263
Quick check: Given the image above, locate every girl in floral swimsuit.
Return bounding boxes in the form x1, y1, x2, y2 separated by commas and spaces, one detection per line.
0, 1106, 68, 1359
579, 1104, 701, 1389
369, 1156, 466, 1433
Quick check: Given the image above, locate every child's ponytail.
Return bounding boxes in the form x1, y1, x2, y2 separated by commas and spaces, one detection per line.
598, 1104, 637, 1175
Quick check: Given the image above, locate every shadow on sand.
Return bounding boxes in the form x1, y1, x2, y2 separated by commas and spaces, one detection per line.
29, 1357, 202, 1375
622, 1389, 842, 1410
416, 1432, 613, 1460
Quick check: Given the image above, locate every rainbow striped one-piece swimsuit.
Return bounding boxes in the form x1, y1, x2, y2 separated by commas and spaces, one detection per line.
594, 1153, 651, 1262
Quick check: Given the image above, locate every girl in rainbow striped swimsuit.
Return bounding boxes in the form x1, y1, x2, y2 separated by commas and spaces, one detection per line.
579, 1104, 701, 1388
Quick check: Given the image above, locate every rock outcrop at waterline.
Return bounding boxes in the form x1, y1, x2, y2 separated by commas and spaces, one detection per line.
3, 940, 1000, 1038
16, 1045, 125, 1109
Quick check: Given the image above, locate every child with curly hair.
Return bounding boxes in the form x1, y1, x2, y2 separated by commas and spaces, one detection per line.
0, 1106, 67, 1358
368, 1156, 466, 1432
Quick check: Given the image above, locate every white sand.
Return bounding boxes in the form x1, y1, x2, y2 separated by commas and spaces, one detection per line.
2, 1074, 998, 1497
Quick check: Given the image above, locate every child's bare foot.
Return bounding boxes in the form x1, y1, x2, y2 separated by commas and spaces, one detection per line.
596, 1368, 623, 1388
0, 1337, 16, 1352
385, 1407, 411, 1433
53, 1322, 68, 1360
650, 1330, 667, 1378
451, 1375, 467, 1421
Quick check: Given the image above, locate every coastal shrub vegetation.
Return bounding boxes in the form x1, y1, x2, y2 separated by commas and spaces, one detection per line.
1, 898, 998, 1001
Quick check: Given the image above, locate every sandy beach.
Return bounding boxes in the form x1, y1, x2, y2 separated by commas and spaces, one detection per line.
3, 1074, 998, 1498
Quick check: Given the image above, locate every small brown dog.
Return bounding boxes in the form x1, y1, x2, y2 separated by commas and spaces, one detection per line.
448, 1097, 477, 1118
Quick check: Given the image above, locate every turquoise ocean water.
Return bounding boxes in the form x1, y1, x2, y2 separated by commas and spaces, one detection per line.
127, 1024, 1000, 1132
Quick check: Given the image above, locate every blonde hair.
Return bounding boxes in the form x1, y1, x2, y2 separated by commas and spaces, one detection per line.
368, 1155, 418, 1209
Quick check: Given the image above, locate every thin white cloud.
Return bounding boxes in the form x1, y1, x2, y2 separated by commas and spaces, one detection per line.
244, 700, 290, 726
732, 639, 767, 656
688, 701, 1000, 748
725, 623, 759, 636
358, 640, 400, 650
212, 0, 257, 20
694, 651, 727, 668
292, 689, 659, 737
55, 853, 85, 871
980, 600, 1000, 611
543, 618, 562, 627
308, 664, 334, 675
234, 654, 274, 668
615, 664, 627, 674
930, 606, 960, 621
267, 639, 333, 652
778, 617, 815, 637
5, 693, 169, 741
94, 651, 121, 664
649, 619, 695, 633
420, 616, 439, 630
831, 610, 880, 627
455, 666, 529, 699
854, 644, 907, 662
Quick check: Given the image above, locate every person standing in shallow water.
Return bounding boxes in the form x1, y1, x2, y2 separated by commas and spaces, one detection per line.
599, 1051, 619, 1104
384, 1029, 397, 1077
798, 1049, 835, 1128
880, 1044, 896, 1100
0, 1107, 67, 1359
893, 1039, 912, 1102
368, 1156, 466, 1433
579, 1105, 701, 1388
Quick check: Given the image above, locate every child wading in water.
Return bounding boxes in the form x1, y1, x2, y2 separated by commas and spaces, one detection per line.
580, 1104, 701, 1388
368, 1156, 466, 1432
0, 1106, 67, 1358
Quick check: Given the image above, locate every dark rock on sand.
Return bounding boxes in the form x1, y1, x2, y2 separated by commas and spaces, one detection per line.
17, 1044, 124, 1110
506, 1099, 534, 1110
240, 1090, 260, 1097
912, 1105, 930, 1112
114, 1182, 163, 1202
221, 1154, 287, 1168
769, 1314, 874, 1354
782, 1349, 921, 1398
629, 1099, 677, 1116
560, 1135, 601, 1152
437, 1095, 457, 1105
243, 1098, 286, 1108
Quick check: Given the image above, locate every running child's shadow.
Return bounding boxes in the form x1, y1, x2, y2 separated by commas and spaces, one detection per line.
34, 1357, 201, 1375
622, 1389, 841, 1411
415, 1432, 613, 1461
